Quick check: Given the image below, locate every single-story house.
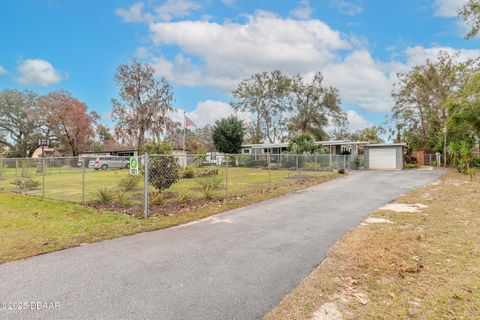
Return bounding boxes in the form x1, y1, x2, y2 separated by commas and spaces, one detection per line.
240, 140, 369, 156
364, 143, 406, 170
31, 147, 63, 159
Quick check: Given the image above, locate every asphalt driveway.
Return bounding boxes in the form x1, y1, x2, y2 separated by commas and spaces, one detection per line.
0, 169, 443, 320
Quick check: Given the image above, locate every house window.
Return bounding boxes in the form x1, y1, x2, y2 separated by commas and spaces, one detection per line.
242, 149, 251, 154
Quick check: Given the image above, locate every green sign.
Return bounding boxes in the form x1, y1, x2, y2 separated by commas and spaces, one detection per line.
130, 156, 139, 175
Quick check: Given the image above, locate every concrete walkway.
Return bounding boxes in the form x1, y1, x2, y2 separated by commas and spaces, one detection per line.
0, 170, 443, 320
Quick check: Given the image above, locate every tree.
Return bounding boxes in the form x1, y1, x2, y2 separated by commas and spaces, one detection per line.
0, 89, 46, 157
459, 0, 480, 39
39, 90, 99, 156
448, 141, 473, 173
232, 70, 292, 143
391, 51, 478, 165
447, 71, 480, 144
166, 125, 215, 153
288, 72, 346, 140
288, 132, 320, 154
348, 126, 384, 143
142, 142, 179, 191
97, 124, 113, 142
212, 116, 245, 154
112, 57, 176, 152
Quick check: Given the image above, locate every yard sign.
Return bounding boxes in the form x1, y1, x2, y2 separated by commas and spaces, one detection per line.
130, 156, 139, 175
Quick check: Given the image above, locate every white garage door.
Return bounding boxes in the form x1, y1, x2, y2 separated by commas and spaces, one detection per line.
369, 147, 397, 170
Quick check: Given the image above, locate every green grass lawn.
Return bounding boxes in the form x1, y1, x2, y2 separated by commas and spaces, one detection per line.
0, 165, 329, 204
0, 171, 339, 264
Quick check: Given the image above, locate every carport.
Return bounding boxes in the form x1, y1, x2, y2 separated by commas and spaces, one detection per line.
364, 143, 405, 170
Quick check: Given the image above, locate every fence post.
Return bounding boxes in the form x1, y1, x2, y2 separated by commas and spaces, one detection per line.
82, 158, 85, 204
42, 157, 45, 198
314, 153, 317, 174
268, 153, 271, 188
296, 154, 299, 174
144, 154, 149, 219
225, 155, 229, 197
15, 159, 18, 188
343, 155, 346, 171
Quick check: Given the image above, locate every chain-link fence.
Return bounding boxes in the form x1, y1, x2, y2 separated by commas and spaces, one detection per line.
0, 153, 362, 218
423, 153, 441, 166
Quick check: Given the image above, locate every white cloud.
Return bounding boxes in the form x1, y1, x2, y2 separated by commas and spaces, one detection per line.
149, 11, 350, 89
346, 110, 372, 130
222, 0, 236, 6
121, 9, 480, 116
115, 2, 152, 23
330, 0, 363, 16
434, 0, 467, 17
170, 100, 251, 128
290, 0, 314, 19
155, 0, 201, 21
116, 1, 201, 23
323, 50, 393, 112
402, 45, 480, 67
0, 66, 6, 75
16, 59, 63, 87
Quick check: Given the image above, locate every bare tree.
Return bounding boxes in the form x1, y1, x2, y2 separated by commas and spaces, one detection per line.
112, 58, 176, 152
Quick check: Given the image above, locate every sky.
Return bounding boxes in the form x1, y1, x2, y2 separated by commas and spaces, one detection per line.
0, 0, 478, 135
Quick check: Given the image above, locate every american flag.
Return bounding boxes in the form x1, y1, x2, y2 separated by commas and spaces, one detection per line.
185, 114, 197, 128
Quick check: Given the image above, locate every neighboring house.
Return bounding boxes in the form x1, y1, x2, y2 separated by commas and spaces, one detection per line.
240, 140, 369, 156
79, 147, 139, 158
31, 147, 63, 158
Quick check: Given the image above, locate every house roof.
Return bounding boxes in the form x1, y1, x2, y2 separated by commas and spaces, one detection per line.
241, 140, 370, 149
365, 143, 407, 147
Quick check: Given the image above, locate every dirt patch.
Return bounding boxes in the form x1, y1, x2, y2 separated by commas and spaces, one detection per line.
378, 203, 428, 213
361, 217, 394, 225
312, 303, 343, 320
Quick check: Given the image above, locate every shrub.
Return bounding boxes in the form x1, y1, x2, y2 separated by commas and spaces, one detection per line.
115, 192, 133, 207
470, 157, 480, 168
150, 191, 165, 206
194, 152, 208, 168
197, 168, 219, 177
95, 186, 113, 203
19, 179, 41, 190
338, 168, 345, 174
143, 142, 180, 191
20, 161, 32, 178
468, 168, 477, 181
182, 167, 195, 179
243, 157, 268, 168
352, 156, 362, 170
117, 174, 141, 192
177, 190, 193, 204
196, 175, 223, 199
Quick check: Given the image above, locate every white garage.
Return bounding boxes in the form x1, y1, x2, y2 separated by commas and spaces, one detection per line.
364, 144, 405, 170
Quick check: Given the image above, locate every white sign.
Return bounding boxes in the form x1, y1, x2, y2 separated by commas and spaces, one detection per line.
130, 156, 139, 175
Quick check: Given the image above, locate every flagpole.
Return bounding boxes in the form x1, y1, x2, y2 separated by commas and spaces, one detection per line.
182, 111, 186, 154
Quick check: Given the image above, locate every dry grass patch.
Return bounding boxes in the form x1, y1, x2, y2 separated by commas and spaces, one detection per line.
266, 171, 480, 320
